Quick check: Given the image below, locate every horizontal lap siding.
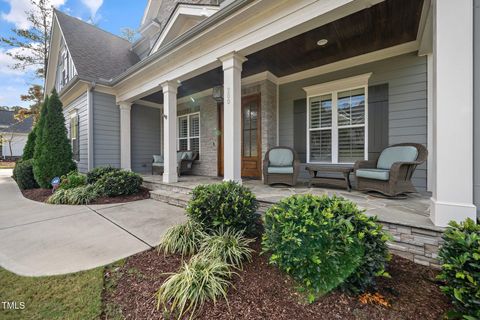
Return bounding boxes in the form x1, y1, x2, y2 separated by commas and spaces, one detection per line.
279, 53, 427, 191
474, 0, 480, 214
131, 105, 161, 173
93, 91, 120, 168
63, 92, 88, 173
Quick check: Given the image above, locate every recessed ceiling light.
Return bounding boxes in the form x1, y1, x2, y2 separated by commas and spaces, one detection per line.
317, 39, 328, 46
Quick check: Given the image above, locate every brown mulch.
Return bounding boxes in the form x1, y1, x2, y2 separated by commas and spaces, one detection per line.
101, 241, 451, 320
21, 186, 150, 204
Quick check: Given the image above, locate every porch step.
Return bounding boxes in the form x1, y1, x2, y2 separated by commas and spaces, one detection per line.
143, 181, 192, 195
149, 189, 190, 208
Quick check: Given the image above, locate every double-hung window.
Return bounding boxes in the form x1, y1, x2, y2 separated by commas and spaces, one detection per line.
304, 73, 371, 164
70, 112, 79, 161
177, 112, 200, 155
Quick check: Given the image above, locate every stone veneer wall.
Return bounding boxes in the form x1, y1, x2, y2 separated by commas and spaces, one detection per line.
380, 222, 444, 269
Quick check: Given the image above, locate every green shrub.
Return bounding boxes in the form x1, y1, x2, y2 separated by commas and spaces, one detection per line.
94, 170, 142, 197
33, 91, 76, 188
22, 125, 36, 160
438, 218, 480, 319
59, 171, 87, 190
186, 181, 258, 234
199, 227, 254, 269
47, 185, 99, 205
86, 166, 120, 184
158, 220, 207, 257
13, 159, 38, 190
156, 255, 232, 319
262, 194, 389, 301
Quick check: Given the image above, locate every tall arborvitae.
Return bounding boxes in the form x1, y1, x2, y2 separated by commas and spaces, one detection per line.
22, 125, 36, 160
33, 90, 75, 188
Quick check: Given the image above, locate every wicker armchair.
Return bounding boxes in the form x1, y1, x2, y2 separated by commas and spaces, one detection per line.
151, 150, 198, 176
263, 146, 300, 186
354, 143, 428, 197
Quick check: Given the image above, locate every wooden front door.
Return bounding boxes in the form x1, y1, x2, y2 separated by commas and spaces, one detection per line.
217, 94, 262, 179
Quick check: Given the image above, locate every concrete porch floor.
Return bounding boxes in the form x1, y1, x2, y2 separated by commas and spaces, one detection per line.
142, 174, 440, 232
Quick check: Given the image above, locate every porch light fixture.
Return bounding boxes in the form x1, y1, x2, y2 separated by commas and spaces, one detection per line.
317, 39, 328, 46
212, 85, 224, 102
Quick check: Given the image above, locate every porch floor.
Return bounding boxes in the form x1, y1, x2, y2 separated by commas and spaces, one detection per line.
142, 174, 440, 232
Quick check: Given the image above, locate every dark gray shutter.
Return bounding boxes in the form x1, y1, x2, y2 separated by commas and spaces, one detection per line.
293, 98, 307, 163
368, 84, 389, 160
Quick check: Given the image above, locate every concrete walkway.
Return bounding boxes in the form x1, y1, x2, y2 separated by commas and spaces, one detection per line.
0, 169, 186, 276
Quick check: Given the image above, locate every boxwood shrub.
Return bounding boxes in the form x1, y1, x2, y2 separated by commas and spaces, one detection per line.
438, 218, 480, 319
94, 170, 143, 197
186, 181, 258, 234
262, 194, 390, 301
59, 171, 87, 190
13, 159, 38, 190
86, 166, 120, 184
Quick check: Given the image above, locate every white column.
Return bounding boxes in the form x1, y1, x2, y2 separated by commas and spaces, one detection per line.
119, 101, 132, 170
219, 52, 246, 182
430, 0, 476, 226
161, 81, 179, 183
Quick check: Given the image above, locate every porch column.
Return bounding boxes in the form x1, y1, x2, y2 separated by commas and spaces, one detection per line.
161, 81, 179, 183
119, 101, 132, 170
219, 52, 247, 182
430, 0, 476, 226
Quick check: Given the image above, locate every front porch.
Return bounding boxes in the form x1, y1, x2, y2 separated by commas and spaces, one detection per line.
142, 174, 443, 267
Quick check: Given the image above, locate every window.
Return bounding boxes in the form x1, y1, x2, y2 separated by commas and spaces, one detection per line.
304, 73, 371, 164
177, 112, 200, 155
70, 113, 79, 161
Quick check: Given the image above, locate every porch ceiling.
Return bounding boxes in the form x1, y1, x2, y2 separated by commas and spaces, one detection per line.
143, 0, 423, 104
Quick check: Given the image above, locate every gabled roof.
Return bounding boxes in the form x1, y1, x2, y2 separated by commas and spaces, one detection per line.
54, 10, 140, 82
0, 110, 34, 134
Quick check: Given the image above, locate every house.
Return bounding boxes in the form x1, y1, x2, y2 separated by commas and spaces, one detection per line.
0, 110, 34, 159
44, 0, 479, 229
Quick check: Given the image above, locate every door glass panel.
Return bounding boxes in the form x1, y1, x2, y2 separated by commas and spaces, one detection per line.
250, 129, 257, 157
242, 100, 259, 158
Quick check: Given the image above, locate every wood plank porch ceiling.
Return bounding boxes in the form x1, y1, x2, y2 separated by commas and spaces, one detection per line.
143, 0, 423, 104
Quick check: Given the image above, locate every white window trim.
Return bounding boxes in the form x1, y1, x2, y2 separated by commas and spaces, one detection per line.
303, 73, 371, 164
177, 111, 201, 154
69, 111, 79, 162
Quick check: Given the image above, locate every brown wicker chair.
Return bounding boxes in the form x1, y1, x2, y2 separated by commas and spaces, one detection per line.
263, 146, 300, 186
152, 150, 198, 176
354, 143, 428, 197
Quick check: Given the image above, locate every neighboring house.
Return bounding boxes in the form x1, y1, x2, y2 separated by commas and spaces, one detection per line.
0, 110, 34, 159
44, 0, 479, 227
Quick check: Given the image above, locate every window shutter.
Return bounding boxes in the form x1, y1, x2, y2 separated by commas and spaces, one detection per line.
75, 114, 80, 161
368, 84, 389, 160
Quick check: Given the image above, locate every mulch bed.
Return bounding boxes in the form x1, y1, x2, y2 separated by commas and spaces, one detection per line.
101, 241, 451, 320
21, 187, 150, 204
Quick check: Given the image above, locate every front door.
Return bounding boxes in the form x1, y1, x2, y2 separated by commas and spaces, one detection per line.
217, 94, 262, 179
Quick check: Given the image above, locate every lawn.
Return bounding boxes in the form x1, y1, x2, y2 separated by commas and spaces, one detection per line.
0, 266, 104, 320
0, 161, 15, 169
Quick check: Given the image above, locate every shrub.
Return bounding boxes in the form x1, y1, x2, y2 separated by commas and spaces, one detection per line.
199, 227, 254, 269
86, 166, 120, 184
94, 170, 142, 197
33, 91, 75, 188
22, 125, 36, 160
60, 171, 87, 190
262, 194, 389, 301
438, 218, 480, 319
156, 255, 232, 319
47, 185, 99, 205
13, 159, 38, 190
186, 181, 258, 234
158, 220, 207, 256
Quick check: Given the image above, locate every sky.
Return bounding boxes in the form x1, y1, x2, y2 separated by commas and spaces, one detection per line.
0, 0, 146, 108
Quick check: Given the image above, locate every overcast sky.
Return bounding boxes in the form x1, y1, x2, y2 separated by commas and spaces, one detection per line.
0, 0, 145, 108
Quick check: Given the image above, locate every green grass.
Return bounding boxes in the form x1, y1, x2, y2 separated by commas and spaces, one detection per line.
0, 162, 15, 169
0, 266, 104, 320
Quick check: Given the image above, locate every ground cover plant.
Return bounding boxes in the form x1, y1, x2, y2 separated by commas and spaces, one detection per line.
262, 194, 390, 301
158, 220, 207, 256
59, 170, 87, 190
438, 218, 480, 319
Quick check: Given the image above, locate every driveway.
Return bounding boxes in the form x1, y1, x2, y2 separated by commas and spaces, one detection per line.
0, 169, 186, 276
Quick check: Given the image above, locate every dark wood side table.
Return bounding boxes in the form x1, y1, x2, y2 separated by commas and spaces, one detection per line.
305, 165, 354, 192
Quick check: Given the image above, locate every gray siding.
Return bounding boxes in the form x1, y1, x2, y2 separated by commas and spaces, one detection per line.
63, 92, 88, 173
93, 91, 120, 168
279, 53, 427, 191
131, 104, 161, 173
474, 0, 480, 215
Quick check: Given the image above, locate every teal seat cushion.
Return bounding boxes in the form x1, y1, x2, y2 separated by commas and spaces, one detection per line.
153, 155, 163, 163
377, 146, 418, 170
152, 162, 164, 167
177, 152, 184, 162
269, 149, 294, 167
267, 166, 294, 174
184, 151, 194, 160
356, 169, 390, 181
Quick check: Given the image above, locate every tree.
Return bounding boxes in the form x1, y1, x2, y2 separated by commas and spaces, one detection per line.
0, 0, 54, 80
19, 84, 43, 121
22, 126, 37, 160
0, 130, 17, 158
33, 90, 74, 188
120, 27, 138, 43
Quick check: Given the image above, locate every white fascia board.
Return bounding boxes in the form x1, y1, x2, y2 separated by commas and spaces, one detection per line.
151, 4, 219, 53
